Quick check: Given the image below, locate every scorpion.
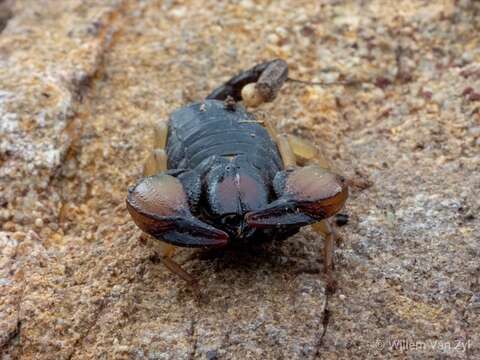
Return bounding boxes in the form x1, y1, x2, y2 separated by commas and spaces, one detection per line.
126, 59, 348, 290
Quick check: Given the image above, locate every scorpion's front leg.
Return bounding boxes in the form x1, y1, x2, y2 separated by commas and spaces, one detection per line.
206, 59, 288, 107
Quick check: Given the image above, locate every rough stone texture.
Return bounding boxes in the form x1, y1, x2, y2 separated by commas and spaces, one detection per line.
1, 0, 479, 359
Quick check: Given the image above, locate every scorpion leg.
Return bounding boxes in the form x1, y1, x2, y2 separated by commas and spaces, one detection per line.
262, 118, 278, 141
143, 149, 167, 177
206, 59, 288, 107
156, 242, 196, 284
143, 121, 169, 176
312, 220, 337, 293
287, 135, 342, 291
287, 134, 332, 169
153, 121, 168, 149
288, 134, 368, 191
277, 134, 296, 169
266, 126, 329, 171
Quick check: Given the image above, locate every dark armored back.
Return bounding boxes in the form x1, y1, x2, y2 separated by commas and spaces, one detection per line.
166, 100, 283, 182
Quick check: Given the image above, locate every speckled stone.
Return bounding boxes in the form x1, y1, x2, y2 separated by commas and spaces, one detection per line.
1, 0, 479, 359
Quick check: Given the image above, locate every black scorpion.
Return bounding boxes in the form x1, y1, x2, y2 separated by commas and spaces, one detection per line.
126, 59, 348, 289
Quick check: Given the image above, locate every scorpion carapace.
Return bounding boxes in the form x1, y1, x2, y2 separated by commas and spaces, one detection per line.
126, 59, 348, 288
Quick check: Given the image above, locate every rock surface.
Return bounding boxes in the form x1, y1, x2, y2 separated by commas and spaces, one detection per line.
1, 0, 479, 359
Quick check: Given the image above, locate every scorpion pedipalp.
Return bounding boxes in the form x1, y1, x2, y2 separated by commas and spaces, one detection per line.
127, 174, 228, 247
245, 165, 348, 227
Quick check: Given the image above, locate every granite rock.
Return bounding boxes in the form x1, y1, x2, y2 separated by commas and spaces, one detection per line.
1, 0, 479, 359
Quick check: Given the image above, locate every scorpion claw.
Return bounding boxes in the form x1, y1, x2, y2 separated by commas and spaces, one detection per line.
127, 174, 228, 247
245, 198, 315, 227
245, 165, 348, 227
161, 217, 229, 247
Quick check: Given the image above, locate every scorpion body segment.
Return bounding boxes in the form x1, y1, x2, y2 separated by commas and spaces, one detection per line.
167, 100, 282, 180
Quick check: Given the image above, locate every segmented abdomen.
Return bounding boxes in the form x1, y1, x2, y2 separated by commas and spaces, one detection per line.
166, 100, 283, 180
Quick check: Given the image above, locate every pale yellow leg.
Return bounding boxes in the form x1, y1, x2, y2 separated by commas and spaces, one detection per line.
259, 117, 325, 170
144, 241, 196, 285
157, 242, 196, 284
287, 134, 332, 170
143, 149, 167, 176
277, 134, 297, 169
263, 118, 278, 141
270, 129, 333, 172
311, 220, 337, 292
287, 135, 370, 193
143, 121, 169, 176
153, 121, 168, 149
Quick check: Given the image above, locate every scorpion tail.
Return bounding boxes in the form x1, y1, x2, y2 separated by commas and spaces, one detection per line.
206, 59, 288, 107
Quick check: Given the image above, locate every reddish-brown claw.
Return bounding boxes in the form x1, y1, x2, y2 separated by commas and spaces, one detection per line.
127, 174, 228, 247
245, 165, 348, 227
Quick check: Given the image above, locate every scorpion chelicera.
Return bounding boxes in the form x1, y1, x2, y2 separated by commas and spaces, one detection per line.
126, 59, 348, 290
